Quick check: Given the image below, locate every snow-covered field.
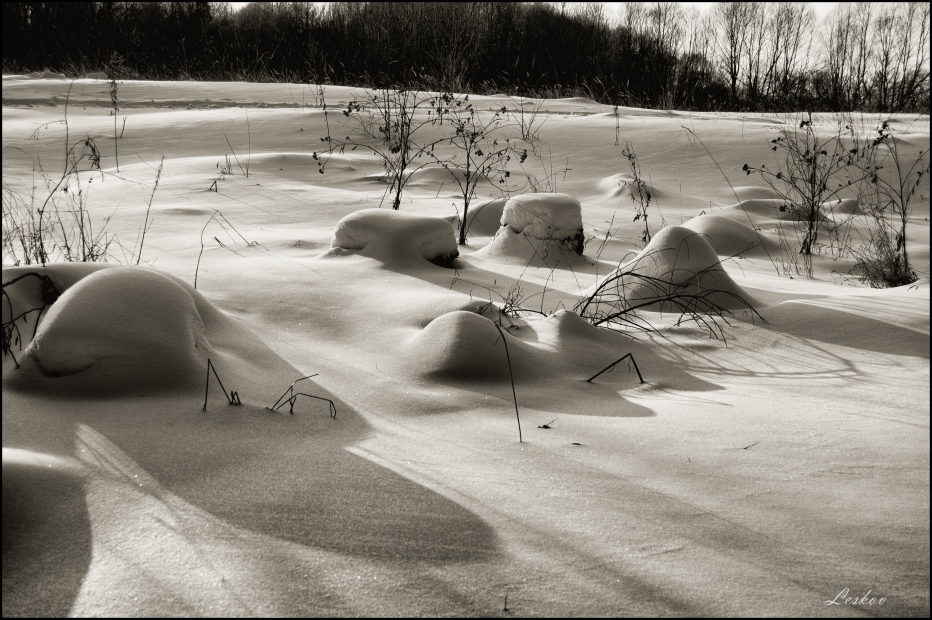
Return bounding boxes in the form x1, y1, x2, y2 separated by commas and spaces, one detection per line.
2, 75, 929, 617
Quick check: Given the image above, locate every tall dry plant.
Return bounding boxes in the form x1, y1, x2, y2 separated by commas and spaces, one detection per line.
852, 120, 929, 287
106, 51, 126, 172
742, 112, 861, 278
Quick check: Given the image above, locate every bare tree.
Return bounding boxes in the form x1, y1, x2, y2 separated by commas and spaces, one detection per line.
741, 2, 768, 105
875, 2, 931, 112
763, 2, 815, 102
710, 2, 758, 105
821, 3, 874, 109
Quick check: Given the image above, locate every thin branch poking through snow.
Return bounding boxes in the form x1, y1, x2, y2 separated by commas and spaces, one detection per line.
203, 358, 238, 410
586, 352, 644, 384
492, 321, 522, 443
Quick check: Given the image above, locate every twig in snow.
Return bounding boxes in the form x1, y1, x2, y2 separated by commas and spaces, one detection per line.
492, 321, 522, 443
203, 358, 240, 410
268, 374, 337, 418
586, 353, 644, 383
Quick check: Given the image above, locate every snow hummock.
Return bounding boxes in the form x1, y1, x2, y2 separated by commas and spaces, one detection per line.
474, 193, 586, 266
4, 264, 288, 396
682, 214, 778, 257
445, 198, 507, 239
501, 192, 583, 240
26, 70, 67, 80
14, 267, 210, 392
402, 310, 518, 380
328, 208, 459, 266
582, 225, 754, 311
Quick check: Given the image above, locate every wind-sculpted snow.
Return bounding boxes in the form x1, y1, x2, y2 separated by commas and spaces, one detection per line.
402, 310, 521, 380
4, 265, 284, 395
2, 76, 928, 618
446, 198, 506, 239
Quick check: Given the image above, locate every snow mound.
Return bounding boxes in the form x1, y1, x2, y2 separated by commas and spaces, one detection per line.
404, 165, 467, 188
402, 311, 532, 381
473, 193, 586, 266
502, 193, 583, 240
722, 198, 828, 222
600, 173, 661, 201
732, 186, 784, 201
473, 226, 589, 268
532, 309, 612, 350
581, 226, 754, 311
328, 209, 458, 267
27, 70, 67, 79
682, 214, 778, 257
17, 267, 211, 392
824, 198, 861, 216
446, 198, 506, 239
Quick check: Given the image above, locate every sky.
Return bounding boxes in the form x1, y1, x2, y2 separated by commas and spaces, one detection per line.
678, 2, 838, 19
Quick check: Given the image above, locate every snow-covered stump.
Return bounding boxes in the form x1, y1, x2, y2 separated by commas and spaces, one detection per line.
479, 193, 586, 266
328, 209, 459, 268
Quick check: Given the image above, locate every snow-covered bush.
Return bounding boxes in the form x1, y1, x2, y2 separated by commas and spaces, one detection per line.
741, 112, 861, 278
428, 94, 528, 245
575, 226, 762, 339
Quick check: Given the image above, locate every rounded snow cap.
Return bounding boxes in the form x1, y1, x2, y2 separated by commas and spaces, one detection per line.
330, 209, 459, 267
501, 193, 583, 243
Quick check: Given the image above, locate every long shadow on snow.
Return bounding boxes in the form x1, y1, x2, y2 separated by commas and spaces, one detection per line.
1, 261, 498, 565
757, 299, 930, 359
62, 390, 497, 565
2, 450, 91, 618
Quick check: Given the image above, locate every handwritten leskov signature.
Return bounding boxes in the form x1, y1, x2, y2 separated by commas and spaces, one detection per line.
825, 588, 886, 606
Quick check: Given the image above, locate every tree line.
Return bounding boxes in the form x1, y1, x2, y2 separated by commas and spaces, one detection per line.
2, 2, 928, 112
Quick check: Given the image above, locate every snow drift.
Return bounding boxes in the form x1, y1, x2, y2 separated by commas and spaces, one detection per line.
682, 214, 778, 257
446, 198, 507, 239
9, 266, 210, 392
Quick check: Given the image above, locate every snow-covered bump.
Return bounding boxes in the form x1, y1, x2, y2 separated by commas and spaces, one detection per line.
582, 225, 754, 311
331, 209, 458, 266
501, 193, 583, 241
403, 311, 532, 381
24, 267, 209, 389
824, 198, 861, 216
446, 198, 507, 239
682, 214, 777, 257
